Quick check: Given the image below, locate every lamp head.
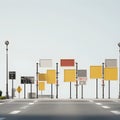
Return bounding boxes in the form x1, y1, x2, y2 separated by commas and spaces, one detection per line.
5, 41, 9, 45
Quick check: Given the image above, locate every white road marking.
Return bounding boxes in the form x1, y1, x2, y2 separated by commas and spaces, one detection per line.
0, 118, 6, 120
101, 106, 110, 109
95, 103, 102, 105
34, 100, 38, 103
0, 103, 4, 105
111, 111, 120, 115
20, 106, 29, 109
9, 111, 21, 114
29, 103, 34, 105
89, 100, 94, 103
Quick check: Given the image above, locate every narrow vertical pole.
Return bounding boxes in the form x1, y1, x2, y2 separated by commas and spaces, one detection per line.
108, 80, 110, 99
96, 79, 98, 99
70, 82, 72, 99
81, 84, 83, 99
76, 63, 78, 99
24, 83, 26, 99
102, 63, 105, 99
36, 63, 39, 98
12, 79, 14, 99
30, 83, 32, 99
51, 84, 53, 99
118, 43, 120, 99
56, 63, 59, 99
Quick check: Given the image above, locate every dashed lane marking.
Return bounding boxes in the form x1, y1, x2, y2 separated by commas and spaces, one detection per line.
28, 103, 34, 105
111, 111, 120, 115
95, 103, 102, 105
101, 106, 110, 109
9, 110, 21, 114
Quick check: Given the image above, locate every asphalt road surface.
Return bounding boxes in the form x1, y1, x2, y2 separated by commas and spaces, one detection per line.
0, 99, 120, 120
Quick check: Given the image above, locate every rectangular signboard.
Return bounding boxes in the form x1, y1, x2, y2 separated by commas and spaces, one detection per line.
9, 71, 16, 79
47, 70, 56, 84
78, 70, 87, 77
21, 76, 34, 84
60, 59, 75, 67
105, 59, 117, 68
39, 59, 52, 67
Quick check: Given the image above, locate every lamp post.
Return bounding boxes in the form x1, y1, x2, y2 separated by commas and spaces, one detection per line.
5, 40, 9, 99
118, 42, 120, 99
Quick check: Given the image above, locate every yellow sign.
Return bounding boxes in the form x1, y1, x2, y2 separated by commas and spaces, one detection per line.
104, 68, 118, 80
17, 86, 22, 93
38, 73, 46, 81
47, 70, 56, 84
90, 66, 102, 79
64, 69, 76, 82
39, 82, 45, 91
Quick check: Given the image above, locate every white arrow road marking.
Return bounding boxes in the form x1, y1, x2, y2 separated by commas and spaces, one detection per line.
101, 106, 110, 109
95, 103, 102, 105
9, 111, 21, 114
111, 111, 120, 115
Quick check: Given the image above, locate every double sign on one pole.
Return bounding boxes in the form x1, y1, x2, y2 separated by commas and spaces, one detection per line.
9, 71, 16, 99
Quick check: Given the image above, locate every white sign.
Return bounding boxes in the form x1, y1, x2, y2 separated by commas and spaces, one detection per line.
39, 59, 52, 67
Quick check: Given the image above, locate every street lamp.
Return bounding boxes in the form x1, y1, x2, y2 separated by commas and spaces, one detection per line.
118, 42, 120, 99
5, 40, 9, 99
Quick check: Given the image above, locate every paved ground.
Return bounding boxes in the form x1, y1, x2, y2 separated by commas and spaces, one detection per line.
0, 99, 120, 120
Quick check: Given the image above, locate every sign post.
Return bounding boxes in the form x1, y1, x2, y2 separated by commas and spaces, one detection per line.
9, 71, 16, 99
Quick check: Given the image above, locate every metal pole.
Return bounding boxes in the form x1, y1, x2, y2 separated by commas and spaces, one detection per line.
12, 79, 14, 99
81, 84, 83, 99
56, 63, 59, 99
70, 82, 72, 99
118, 43, 120, 99
5, 41, 9, 99
24, 83, 26, 99
36, 63, 39, 98
96, 79, 98, 99
102, 63, 104, 99
51, 84, 53, 99
30, 83, 32, 99
76, 63, 78, 99
108, 80, 110, 99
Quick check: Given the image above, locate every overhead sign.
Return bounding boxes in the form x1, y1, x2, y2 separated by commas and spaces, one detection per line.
9, 71, 16, 79
105, 59, 117, 68
60, 59, 75, 67
17, 86, 22, 93
39, 59, 52, 67
21, 76, 34, 84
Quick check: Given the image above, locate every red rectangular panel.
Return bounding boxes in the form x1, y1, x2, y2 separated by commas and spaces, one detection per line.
60, 59, 75, 66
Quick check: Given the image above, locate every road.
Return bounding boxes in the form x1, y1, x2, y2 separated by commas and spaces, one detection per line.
0, 99, 120, 120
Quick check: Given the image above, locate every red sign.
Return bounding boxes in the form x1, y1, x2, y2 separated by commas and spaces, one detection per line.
60, 59, 75, 67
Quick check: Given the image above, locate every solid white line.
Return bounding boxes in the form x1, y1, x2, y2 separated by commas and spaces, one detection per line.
101, 106, 110, 109
111, 111, 120, 115
95, 103, 102, 105
9, 111, 21, 114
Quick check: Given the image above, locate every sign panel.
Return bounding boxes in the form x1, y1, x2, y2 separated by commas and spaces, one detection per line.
39, 82, 45, 91
104, 68, 118, 80
47, 70, 56, 84
39, 59, 52, 67
90, 66, 102, 79
38, 73, 46, 81
21, 76, 34, 84
17, 86, 22, 93
105, 59, 117, 68
60, 59, 75, 67
78, 70, 87, 77
79, 81, 86, 85
9, 71, 16, 79
64, 69, 76, 82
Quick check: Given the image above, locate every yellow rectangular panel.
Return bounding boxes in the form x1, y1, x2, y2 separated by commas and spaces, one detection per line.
104, 68, 118, 80
39, 82, 45, 91
47, 70, 56, 84
90, 66, 102, 79
38, 73, 46, 81
64, 69, 76, 82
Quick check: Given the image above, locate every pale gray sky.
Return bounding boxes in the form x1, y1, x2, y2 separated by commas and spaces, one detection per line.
0, 0, 120, 98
